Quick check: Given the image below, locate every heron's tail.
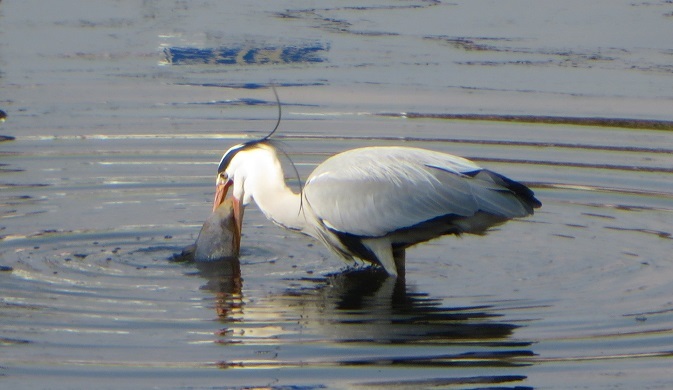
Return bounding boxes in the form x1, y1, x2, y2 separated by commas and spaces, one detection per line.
474, 170, 542, 214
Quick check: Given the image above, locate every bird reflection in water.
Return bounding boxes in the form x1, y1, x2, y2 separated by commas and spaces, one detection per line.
198, 259, 533, 351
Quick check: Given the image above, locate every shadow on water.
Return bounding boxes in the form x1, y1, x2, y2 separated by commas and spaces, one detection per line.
196, 258, 535, 388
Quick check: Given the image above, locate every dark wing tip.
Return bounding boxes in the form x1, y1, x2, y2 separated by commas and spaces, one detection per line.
478, 170, 542, 211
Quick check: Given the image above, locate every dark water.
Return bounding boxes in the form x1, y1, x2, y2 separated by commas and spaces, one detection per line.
1, 1, 673, 389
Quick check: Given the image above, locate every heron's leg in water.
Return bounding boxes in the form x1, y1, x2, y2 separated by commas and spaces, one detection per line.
393, 248, 405, 277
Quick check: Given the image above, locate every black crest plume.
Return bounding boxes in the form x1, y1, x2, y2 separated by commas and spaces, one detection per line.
263, 85, 281, 140
216, 85, 304, 213
217, 85, 282, 174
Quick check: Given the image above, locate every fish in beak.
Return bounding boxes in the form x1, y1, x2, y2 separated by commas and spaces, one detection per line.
213, 175, 243, 254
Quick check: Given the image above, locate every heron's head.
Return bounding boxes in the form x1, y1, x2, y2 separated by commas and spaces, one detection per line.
214, 141, 250, 208
213, 140, 275, 249
214, 140, 275, 208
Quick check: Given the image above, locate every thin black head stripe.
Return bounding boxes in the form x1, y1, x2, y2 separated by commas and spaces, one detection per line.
217, 139, 265, 174
217, 143, 245, 174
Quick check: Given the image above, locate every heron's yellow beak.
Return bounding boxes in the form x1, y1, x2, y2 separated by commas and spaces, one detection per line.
213, 175, 231, 212
231, 197, 243, 255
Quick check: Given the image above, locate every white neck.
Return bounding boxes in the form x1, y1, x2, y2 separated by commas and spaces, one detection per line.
240, 146, 305, 232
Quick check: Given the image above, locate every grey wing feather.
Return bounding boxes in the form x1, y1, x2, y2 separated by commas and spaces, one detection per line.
304, 147, 536, 237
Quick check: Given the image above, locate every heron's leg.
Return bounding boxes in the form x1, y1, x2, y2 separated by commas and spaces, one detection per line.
393, 248, 405, 278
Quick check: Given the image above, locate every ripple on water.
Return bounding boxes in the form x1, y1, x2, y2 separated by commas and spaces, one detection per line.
2, 115, 673, 388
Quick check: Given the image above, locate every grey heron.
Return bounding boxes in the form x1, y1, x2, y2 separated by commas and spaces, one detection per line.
213, 140, 541, 277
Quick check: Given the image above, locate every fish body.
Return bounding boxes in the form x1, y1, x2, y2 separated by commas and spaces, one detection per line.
194, 197, 239, 262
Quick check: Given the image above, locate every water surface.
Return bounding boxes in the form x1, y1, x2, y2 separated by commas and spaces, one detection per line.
1, 1, 672, 389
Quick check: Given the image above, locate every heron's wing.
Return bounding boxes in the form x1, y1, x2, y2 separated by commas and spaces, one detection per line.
304, 147, 537, 237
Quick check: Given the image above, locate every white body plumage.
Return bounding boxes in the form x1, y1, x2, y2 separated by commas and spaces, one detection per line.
215, 142, 540, 277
